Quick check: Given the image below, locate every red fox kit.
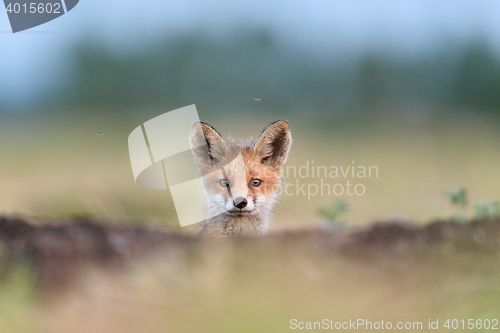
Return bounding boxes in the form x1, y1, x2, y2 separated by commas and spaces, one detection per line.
190, 120, 292, 236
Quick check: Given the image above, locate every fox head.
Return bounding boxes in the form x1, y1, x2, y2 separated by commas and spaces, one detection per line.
190, 120, 292, 219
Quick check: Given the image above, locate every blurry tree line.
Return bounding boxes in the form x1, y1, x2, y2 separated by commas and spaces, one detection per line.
61, 29, 500, 114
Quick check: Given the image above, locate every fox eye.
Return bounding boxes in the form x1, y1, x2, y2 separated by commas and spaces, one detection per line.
251, 179, 262, 187
219, 179, 229, 187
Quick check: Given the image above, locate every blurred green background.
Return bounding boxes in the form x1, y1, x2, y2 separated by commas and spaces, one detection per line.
2, 3, 500, 332
1, 1, 500, 230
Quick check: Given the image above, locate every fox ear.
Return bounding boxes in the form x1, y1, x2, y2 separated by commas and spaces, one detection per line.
253, 120, 292, 167
190, 122, 228, 167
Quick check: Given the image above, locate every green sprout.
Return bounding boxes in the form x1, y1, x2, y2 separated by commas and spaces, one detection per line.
444, 186, 468, 223
475, 201, 500, 219
444, 186, 468, 209
317, 200, 349, 228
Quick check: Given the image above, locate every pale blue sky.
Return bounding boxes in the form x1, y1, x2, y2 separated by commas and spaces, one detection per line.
2, 0, 500, 110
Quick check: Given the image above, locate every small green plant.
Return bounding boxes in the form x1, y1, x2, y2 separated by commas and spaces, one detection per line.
444, 186, 468, 209
444, 186, 468, 223
475, 201, 500, 219
444, 187, 500, 222
317, 200, 349, 228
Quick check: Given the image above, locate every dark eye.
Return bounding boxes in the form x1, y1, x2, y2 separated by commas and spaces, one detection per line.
251, 179, 262, 187
219, 179, 229, 187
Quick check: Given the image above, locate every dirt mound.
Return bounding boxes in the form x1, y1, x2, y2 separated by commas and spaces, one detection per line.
1, 216, 499, 288
0, 217, 191, 287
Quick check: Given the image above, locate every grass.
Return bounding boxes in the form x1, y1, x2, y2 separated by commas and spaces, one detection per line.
1, 222, 500, 333
0, 263, 37, 333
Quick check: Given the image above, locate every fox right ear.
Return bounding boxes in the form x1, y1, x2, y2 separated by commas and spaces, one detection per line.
190, 122, 228, 167
253, 120, 292, 168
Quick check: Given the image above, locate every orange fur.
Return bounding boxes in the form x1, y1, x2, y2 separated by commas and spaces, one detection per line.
190, 120, 292, 236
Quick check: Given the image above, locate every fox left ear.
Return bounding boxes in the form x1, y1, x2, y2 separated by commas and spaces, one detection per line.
190, 122, 228, 167
252, 120, 292, 167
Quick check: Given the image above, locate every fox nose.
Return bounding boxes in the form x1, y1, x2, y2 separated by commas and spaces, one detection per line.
233, 197, 248, 209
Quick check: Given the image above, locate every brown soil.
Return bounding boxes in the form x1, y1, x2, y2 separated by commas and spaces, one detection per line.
0, 216, 499, 288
